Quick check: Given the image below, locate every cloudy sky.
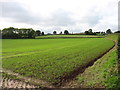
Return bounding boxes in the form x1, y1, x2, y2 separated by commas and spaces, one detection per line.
0, 0, 119, 33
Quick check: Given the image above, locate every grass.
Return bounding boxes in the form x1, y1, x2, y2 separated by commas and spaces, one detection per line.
2, 38, 114, 84
36, 35, 103, 39
106, 33, 119, 41
77, 48, 118, 88
76, 34, 119, 88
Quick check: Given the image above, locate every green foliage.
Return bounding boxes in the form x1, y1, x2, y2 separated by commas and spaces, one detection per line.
2, 27, 35, 39
84, 31, 89, 35
36, 30, 41, 36
106, 29, 112, 34
53, 31, 57, 35
64, 30, 69, 35
2, 38, 114, 84
85, 29, 96, 35
41, 32, 44, 35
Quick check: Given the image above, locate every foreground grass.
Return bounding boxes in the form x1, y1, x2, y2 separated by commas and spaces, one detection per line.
2, 38, 114, 84
76, 34, 119, 88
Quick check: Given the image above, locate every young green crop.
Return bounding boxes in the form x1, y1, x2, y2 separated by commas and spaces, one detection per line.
2, 38, 114, 84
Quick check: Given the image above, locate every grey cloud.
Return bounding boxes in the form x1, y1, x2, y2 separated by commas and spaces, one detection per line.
1, 1, 117, 33
1, 2, 41, 24
2, 2, 75, 27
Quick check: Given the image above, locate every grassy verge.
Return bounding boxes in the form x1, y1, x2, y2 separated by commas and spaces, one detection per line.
117, 34, 120, 88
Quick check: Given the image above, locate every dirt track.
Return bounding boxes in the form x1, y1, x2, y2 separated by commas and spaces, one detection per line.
2, 78, 39, 88
2, 69, 54, 88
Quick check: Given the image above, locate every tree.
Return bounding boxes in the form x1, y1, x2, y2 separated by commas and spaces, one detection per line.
41, 32, 44, 35
28, 28, 35, 38
84, 29, 95, 35
59, 31, 62, 35
106, 29, 112, 34
101, 32, 105, 35
88, 29, 93, 35
53, 31, 57, 35
64, 30, 69, 35
88, 29, 92, 33
2, 27, 16, 39
115, 31, 120, 33
36, 30, 41, 36
85, 31, 89, 35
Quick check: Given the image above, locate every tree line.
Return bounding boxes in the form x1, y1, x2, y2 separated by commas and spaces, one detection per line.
0, 27, 45, 39
0, 27, 118, 39
84, 29, 113, 35
53, 29, 113, 35
0, 27, 70, 39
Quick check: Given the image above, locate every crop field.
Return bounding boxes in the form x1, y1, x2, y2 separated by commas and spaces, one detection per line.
2, 38, 114, 85
36, 35, 103, 39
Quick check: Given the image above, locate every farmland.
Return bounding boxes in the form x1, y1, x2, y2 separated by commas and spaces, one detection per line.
36, 35, 103, 39
2, 37, 114, 85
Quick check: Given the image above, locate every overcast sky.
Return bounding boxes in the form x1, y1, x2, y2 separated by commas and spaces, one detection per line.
0, 0, 119, 33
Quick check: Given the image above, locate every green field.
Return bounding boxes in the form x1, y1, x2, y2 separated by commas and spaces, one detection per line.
36, 35, 103, 39
106, 33, 119, 41
2, 38, 114, 84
